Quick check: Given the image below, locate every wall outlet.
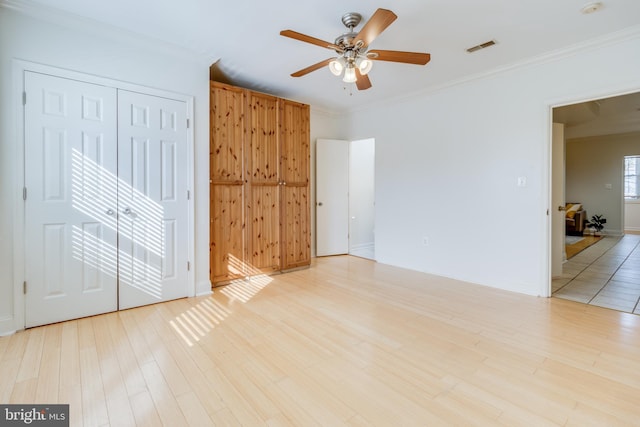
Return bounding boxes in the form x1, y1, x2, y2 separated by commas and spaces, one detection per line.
422, 236, 429, 246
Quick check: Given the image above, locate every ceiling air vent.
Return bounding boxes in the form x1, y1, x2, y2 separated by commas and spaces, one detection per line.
466, 40, 497, 53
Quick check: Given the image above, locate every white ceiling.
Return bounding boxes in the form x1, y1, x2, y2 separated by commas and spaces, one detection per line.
15, 0, 640, 112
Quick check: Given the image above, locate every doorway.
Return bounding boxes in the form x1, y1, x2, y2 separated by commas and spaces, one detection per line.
348, 138, 375, 260
316, 138, 375, 260
550, 91, 640, 314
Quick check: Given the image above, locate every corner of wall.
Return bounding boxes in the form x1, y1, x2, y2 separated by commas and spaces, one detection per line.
0, 316, 16, 336
195, 280, 213, 297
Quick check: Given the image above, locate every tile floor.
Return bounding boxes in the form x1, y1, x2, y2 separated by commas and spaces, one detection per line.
553, 234, 640, 314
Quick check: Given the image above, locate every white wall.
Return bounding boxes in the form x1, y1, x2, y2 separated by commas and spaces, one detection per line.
344, 35, 640, 296
349, 139, 375, 252
566, 132, 640, 236
625, 201, 640, 232
0, 6, 211, 334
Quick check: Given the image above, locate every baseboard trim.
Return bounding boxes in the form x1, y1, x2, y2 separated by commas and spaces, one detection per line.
349, 242, 375, 251
195, 280, 213, 297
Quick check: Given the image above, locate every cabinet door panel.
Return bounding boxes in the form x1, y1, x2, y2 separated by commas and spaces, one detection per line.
211, 83, 244, 182
281, 101, 310, 185
247, 185, 281, 273
282, 186, 311, 269
248, 92, 279, 183
211, 184, 245, 283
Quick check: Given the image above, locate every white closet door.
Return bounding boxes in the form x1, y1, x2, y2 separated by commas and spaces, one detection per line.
24, 72, 118, 327
117, 90, 189, 309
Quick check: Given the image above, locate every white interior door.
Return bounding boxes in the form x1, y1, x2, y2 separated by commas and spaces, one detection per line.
25, 71, 118, 327
117, 90, 189, 309
316, 139, 349, 256
24, 73, 190, 326
551, 122, 566, 278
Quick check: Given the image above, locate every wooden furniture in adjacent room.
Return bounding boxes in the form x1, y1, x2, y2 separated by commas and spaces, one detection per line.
210, 82, 310, 286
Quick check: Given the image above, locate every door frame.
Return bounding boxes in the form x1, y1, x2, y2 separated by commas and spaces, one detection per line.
315, 138, 376, 259
544, 84, 640, 298
11, 60, 195, 331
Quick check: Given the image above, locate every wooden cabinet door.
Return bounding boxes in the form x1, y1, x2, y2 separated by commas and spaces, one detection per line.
246, 92, 281, 274
210, 83, 310, 283
210, 82, 246, 283
211, 185, 245, 283
280, 100, 311, 269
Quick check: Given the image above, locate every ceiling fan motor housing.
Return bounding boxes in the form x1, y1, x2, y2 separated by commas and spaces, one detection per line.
341, 12, 362, 29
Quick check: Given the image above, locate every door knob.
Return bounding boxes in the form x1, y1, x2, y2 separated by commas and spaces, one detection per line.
558, 205, 566, 211
123, 207, 132, 215
318, 202, 323, 206
106, 209, 115, 216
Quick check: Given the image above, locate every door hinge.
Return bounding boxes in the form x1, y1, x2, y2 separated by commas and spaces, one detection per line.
23, 281, 27, 294
23, 187, 27, 201
546, 209, 549, 216
187, 190, 190, 200
186, 118, 190, 128
187, 261, 191, 271
22, 91, 26, 106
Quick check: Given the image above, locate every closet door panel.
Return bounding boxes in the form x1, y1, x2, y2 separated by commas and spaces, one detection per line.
281, 100, 310, 185
24, 72, 118, 327
211, 184, 245, 282
282, 186, 311, 269
117, 90, 189, 309
247, 185, 280, 274
247, 91, 281, 274
247, 92, 279, 183
280, 100, 310, 270
211, 83, 244, 182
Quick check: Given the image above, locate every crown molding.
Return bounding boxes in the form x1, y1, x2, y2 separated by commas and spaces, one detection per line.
346, 25, 640, 115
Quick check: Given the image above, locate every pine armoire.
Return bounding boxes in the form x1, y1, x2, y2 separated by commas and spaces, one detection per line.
210, 81, 311, 286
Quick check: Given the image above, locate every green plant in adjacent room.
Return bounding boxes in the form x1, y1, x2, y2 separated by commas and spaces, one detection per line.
587, 214, 607, 236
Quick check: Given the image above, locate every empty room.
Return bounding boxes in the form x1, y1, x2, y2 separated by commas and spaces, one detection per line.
1, 1, 640, 425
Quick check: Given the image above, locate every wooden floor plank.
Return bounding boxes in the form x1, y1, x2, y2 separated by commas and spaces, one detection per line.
0, 255, 639, 426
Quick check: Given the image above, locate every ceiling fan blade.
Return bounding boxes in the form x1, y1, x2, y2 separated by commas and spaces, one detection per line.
367, 50, 431, 65
280, 30, 342, 51
291, 58, 334, 77
355, 69, 372, 90
353, 8, 397, 48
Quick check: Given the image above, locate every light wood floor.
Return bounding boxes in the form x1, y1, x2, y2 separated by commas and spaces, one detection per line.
2, 256, 640, 426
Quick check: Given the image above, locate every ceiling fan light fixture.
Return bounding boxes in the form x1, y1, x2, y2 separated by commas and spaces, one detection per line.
280, 8, 431, 92
343, 66, 357, 83
356, 57, 373, 75
329, 57, 345, 76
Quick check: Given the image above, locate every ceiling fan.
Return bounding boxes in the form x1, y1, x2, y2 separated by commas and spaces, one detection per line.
280, 8, 431, 91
